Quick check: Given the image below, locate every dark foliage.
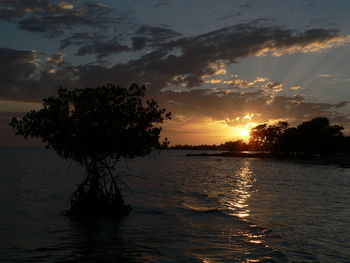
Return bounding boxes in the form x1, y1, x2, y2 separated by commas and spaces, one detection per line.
295, 117, 343, 153
249, 121, 289, 150
251, 117, 345, 154
10, 84, 171, 216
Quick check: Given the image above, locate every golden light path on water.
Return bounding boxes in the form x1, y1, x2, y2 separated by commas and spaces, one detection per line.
199, 161, 273, 263
237, 162, 274, 263
230, 161, 270, 262
231, 163, 254, 219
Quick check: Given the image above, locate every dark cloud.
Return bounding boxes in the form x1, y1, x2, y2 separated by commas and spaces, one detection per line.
58, 25, 181, 60
0, 0, 48, 20
137, 24, 346, 89
0, 0, 114, 37
0, 48, 77, 100
135, 26, 181, 43
56, 24, 181, 59
131, 37, 147, 50
160, 90, 350, 128
1, 23, 349, 130
0, 48, 38, 99
46, 53, 64, 65
71, 23, 350, 128
76, 41, 130, 59
0, 48, 37, 79
334, 101, 350, 109
5, 23, 348, 99
59, 32, 106, 49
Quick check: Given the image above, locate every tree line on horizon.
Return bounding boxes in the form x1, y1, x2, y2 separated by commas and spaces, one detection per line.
170, 117, 350, 154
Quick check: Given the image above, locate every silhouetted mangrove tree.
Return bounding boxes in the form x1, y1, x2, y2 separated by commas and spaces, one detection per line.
10, 84, 171, 217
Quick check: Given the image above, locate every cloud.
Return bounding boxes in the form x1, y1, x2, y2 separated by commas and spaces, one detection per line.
160, 89, 350, 131
220, 76, 270, 89
317, 73, 332, 78
76, 41, 130, 59
1, 22, 350, 134
59, 32, 106, 49
134, 26, 181, 46
334, 101, 350, 109
5, 23, 350, 97
46, 53, 65, 65
57, 2, 74, 10
289, 85, 301, 91
0, 48, 38, 99
255, 30, 350, 56
57, 25, 181, 60
138, 24, 350, 90
3, 23, 350, 100
0, 0, 114, 36
0, 48, 77, 100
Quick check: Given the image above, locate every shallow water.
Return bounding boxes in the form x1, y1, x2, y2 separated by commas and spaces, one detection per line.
0, 148, 350, 262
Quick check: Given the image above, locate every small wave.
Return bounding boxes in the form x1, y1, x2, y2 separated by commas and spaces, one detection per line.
181, 203, 220, 212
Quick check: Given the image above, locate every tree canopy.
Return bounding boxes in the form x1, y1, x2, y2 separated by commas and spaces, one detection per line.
11, 84, 171, 164
249, 117, 345, 154
249, 121, 288, 150
10, 84, 171, 216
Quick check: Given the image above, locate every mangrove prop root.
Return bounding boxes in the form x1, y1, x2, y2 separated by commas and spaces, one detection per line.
66, 160, 131, 217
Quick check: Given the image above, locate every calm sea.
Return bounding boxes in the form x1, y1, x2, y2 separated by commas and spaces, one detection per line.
0, 148, 350, 262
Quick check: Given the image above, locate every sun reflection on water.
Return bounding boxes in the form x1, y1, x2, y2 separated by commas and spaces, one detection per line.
228, 162, 255, 220
220, 161, 273, 262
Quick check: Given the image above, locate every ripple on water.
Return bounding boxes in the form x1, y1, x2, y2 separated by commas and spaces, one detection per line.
1, 149, 350, 262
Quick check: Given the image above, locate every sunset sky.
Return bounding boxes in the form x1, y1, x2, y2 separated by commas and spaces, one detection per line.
1, 0, 350, 146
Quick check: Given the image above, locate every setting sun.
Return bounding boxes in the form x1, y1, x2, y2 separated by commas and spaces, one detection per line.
234, 121, 256, 141
239, 128, 251, 138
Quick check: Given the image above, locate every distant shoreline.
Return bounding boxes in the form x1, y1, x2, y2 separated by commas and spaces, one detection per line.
185, 151, 350, 168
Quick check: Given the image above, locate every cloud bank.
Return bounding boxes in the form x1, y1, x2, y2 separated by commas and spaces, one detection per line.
0, 0, 113, 37
1, 18, 350, 143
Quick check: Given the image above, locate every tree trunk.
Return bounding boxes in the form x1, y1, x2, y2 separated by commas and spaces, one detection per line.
65, 161, 131, 217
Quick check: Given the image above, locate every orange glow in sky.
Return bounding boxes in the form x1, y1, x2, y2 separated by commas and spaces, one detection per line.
163, 115, 257, 145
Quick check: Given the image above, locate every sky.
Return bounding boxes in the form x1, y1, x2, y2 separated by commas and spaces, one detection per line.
1, 0, 350, 146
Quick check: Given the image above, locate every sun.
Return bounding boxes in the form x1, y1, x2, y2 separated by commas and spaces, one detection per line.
239, 128, 251, 138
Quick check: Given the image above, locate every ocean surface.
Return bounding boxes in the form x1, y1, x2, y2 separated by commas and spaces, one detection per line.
1, 148, 350, 262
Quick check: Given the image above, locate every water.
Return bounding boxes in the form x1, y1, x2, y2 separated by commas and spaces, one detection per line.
0, 148, 350, 262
